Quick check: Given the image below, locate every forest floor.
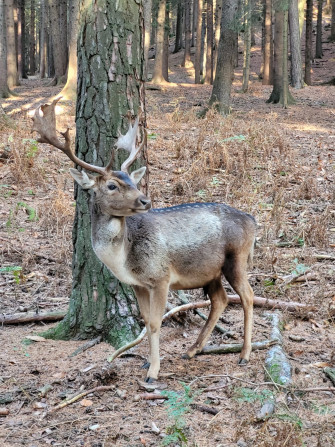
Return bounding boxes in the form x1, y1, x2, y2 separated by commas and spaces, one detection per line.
1, 27, 335, 447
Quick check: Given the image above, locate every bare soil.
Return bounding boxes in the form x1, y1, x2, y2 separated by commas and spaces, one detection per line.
1, 24, 335, 447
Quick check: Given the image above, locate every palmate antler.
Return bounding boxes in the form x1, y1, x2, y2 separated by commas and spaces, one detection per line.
32, 97, 145, 175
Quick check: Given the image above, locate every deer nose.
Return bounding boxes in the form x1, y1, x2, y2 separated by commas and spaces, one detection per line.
140, 198, 151, 209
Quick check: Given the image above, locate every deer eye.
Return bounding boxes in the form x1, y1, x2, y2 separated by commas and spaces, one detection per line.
108, 184, 117, 191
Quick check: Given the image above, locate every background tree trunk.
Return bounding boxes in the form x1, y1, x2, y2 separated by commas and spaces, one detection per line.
183, 0, 192, 66
209, 0, 238, 115
39, 0, 46, 78
263, 0, 273, 84
5, 0, 18, 88
213, 0, 222, 78
315, 0, 322, 58
48, 0, 67, 84
242, 0, 252, 92
289, 0, 303, 88
173, 0, 182, 53
44, 0, 146, 348
152, 0, 168, 83
205, 0, 213, 84
192, 0, 197, 47
267, 1, 295, 105
0, 0, 11, 97
59, 0, 79, 99
143, 0, 152, 79
162, 1, 169, 81
194, 0, 203, 83
331, 0, 335, 41
305, 0, 313, 85
29, 0, 35, 75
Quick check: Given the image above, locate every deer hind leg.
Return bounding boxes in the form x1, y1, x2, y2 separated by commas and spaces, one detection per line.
223, 258, 254, 365
145, 282, 169, 383
184, 277, 228, 359
133, 286, 151, 369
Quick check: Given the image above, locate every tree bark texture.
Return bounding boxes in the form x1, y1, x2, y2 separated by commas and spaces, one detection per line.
194, 0, 203, 83
39, 0, 46, 78
44, 0, 146, 348
209, 0, 238, 115
205, 0, 213, 84
17, 0, 23, 79
4, 0, 18, 88
213, 0, 222, 79
315, 0, 322, 58
162, 1, 169, 81
192, 0, 197, 46
183, 0, 192, 67
152, 0, 168, 83
0, 0, 11, 97
263, 0, 273, 85
288, 0, 303, 88
305, 0, 313, 85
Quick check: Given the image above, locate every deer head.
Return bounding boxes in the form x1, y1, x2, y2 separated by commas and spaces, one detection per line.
32, 98, 151, 217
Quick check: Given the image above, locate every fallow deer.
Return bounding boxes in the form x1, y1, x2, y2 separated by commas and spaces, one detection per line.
32, 99, 256, 383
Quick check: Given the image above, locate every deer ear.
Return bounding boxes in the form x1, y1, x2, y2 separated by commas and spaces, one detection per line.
69, 168, 96, 189
130, 166, 146, 185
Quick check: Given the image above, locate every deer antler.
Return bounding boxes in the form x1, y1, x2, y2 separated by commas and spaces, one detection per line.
116, 112, 146, 173
32, 97, 106, 176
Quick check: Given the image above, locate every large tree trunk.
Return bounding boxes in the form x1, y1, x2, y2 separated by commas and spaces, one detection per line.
44, 0, 146, 348
59, 0, 79, 99
305, 0, 313, 85
194, 0, 203, 83
183, 0, 192, 67
263, 0, 273, 85
315, 0, 323, 58
205, 0, 213, 84
267, 1, 295, 105
152, 0, 168, 83
0, 0, 11, 97
289, 0, 303, 88
209, 0, 238, 115
5, 0, 18, 88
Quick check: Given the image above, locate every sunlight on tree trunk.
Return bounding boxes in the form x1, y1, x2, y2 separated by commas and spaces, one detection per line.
289, 0, 303, 89
242, 0, 252, 92
152, 0, 168, 83
263, 0, 273, 85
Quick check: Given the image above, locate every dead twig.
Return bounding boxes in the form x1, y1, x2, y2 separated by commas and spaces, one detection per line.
134, 393, 168, 401
49, 385, 115, 414
68, 336, 102, 358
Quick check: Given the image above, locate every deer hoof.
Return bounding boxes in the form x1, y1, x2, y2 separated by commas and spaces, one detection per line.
238, 358, 249, 366
145, 377, 156, 384
141, 361, 150, 370
181, 353, 192, 360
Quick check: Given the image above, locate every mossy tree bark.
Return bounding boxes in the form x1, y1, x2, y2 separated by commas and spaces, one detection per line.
208, 0, 238, 115
44, 0, 146, 348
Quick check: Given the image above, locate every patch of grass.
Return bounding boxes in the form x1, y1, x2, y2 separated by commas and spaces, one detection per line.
233, 387, 274, 404
161, 383, 199, 446
17, 202, 38, 221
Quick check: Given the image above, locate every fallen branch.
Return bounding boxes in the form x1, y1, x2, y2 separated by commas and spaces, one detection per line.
228, 295, 315, 313
134, 393, 167, 401
0, 310, 67, 325
191, 403, 219, 415
49, 385, 115, 414
197, 339, 277, 356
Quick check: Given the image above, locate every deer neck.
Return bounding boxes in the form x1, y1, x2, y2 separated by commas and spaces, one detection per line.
90, 199, 127, 249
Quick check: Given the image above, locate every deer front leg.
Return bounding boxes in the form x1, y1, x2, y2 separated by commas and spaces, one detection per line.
133, 286, 151, 369
146, 283, 169, 383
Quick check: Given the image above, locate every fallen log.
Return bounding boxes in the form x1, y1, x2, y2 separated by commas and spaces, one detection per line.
0, 310, 66, 325
197, 339, 277, 356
